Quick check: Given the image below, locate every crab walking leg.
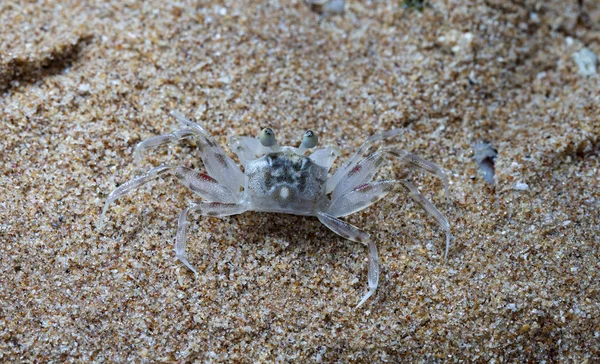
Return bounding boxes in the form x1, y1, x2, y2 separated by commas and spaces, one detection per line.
329, 152, 385, 202
133, 129, 198, 167
327, 129, 403, 193
328, 179, 451, 259
328, 180, 396, 217
170, 110, 212, 137
229, 136, 270, 166
316, 212, 379, 308
308, 147, 339, 171
328, 147, 449, 202
170, 111, 244, 194
173, 167, 237, 202
398, 181, 452, 260
97, 165, 170, 229
97, 165, 238, 229
176, 202, 248, 273
386, 148, 449, 200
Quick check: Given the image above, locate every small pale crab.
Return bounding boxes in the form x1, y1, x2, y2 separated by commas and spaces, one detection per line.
98, 111, 451, 307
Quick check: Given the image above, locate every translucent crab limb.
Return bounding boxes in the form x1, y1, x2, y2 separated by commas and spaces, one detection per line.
97, 165, 170, 229
328, 147, 449, 202
176, 202, 248, 273
316, 212, 379, 308
170, 110, 211, 137
170, 111, 244, 193
309, 147, 340, 171
133, 129, 197, 167
386, 148, 449, 200
176, 207, 196, 273
229, 136, 270, 165
330, 152, 385, 202
327, 129, 403, 193
328, 180, 396, 217
173, 167, 237, 203
196, 138, 244, 195
398, 181, 451, 260
328, 179, 452, 260
97, 165, 238, 229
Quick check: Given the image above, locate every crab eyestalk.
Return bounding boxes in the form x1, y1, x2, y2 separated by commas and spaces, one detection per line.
297, 130, 318, 155
259, 127, 280, 151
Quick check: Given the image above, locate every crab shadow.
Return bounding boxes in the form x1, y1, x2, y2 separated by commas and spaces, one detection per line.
229, 211, 362, 258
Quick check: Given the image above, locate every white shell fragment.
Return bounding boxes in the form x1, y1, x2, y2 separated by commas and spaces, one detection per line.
305, 0, 345, 16
514, 182, 529, 191
573, 48, 598, 76
472, 142, 497, 185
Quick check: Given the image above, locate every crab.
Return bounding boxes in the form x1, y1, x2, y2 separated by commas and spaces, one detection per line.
98, 111, 451, 307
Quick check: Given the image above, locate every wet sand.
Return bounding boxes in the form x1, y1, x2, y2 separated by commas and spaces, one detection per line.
1, 0, 599, 361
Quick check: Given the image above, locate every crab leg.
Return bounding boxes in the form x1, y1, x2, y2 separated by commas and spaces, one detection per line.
316, 212, 379, 308
134, 111, 244, 195
228, 136, 270, 165
176, 202, 247, 273
98, 165, 169, 229
329, 151, 385, 202
328, 179, 451, 260
327, 129, 403, 193
328, 147, 449, 202
170, 110, 212, 138
172, 166, 236, 201
397, 180, 451, 260
386, 148, 449, 199
97, 165, 237, 229
328, 180, 396, 217
133, 129, 198, 167
308, 147, 340, 171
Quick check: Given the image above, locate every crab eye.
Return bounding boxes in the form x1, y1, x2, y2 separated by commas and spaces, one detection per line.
301, 130, 318, 149
259, 127, 276, 147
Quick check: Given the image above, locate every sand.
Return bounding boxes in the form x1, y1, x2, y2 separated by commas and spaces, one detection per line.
1, 0, 599, 361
